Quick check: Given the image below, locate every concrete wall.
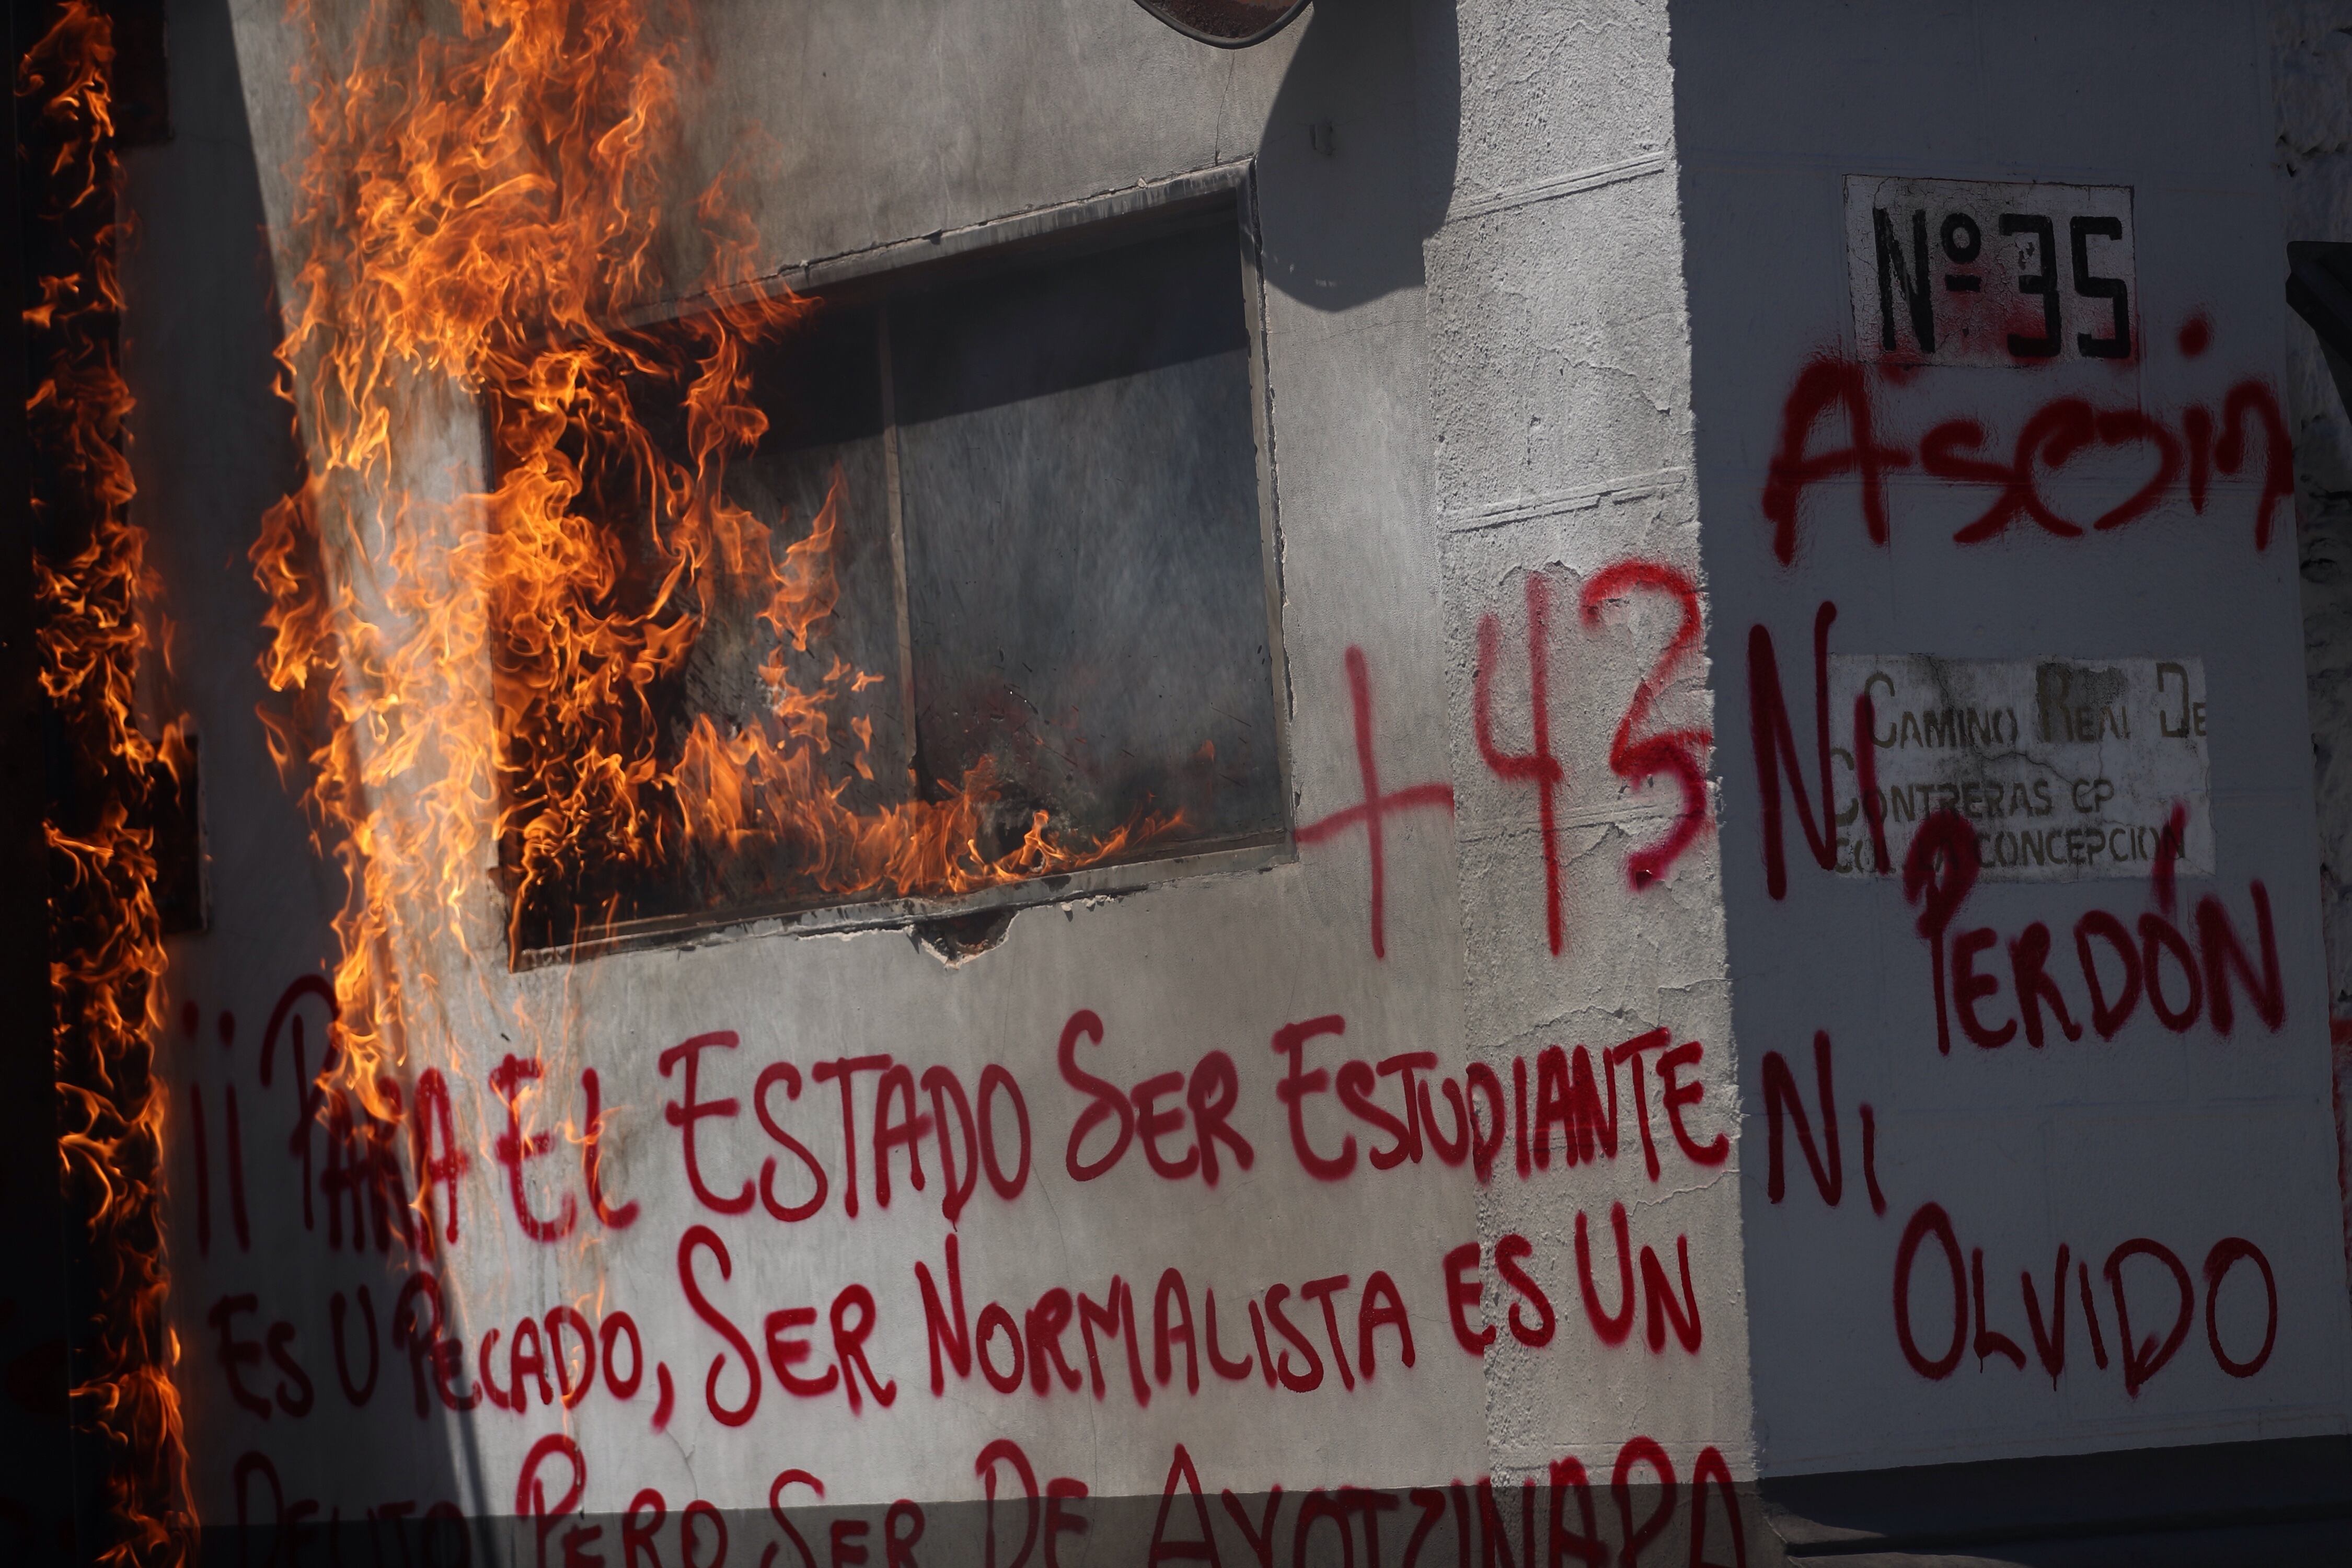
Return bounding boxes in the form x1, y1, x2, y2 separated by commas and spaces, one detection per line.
182, 0, 1534, 1536
1678, 0, 2352, 1479
117, 0, 2352, 1559
1422, 0, 1753, 1492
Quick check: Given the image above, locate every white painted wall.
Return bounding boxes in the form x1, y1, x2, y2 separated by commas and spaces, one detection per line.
1678, 0, 2352, 1477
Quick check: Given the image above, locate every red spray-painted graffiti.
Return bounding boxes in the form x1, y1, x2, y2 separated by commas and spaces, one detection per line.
1580, 561, 1713, 891
1892, 1206, 2276, 1395
222, 1434, 1752, 1568
1901, 806, 2282, 1054
1300, 561, 1717, 962
1475, 574, 1568, 954
1294, 647, 1455, 961
1745, 602, 1869, 901
1760, 354, 2292, 563
1471, 560, 1719, 954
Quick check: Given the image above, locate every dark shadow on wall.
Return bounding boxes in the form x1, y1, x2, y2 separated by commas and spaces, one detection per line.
1250, 0, 1458, 313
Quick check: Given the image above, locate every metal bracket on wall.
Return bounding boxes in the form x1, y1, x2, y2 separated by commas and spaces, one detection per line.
1129, 0, 1310, 49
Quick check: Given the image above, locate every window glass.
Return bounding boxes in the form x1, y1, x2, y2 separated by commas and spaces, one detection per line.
498, 206, 1284, 955
892, 222, 1284, 856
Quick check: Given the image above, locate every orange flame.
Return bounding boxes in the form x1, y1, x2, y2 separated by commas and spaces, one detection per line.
252, 0, 1174, 1112
22, 0, 192, 1560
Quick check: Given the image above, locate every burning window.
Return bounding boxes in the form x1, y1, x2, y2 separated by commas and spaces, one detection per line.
497, 200, 1287, 959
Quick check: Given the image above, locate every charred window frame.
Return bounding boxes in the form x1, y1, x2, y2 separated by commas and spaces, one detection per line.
500, 165, 1292, 964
